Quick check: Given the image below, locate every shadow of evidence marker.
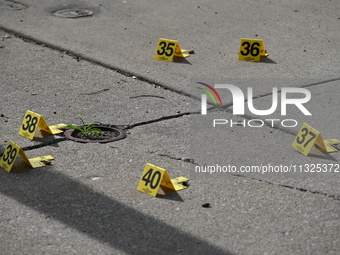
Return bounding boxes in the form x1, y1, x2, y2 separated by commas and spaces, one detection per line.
0, 165, 232, 255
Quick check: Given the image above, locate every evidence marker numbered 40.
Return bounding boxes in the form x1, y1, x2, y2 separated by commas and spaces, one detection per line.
137, 163, 189, 197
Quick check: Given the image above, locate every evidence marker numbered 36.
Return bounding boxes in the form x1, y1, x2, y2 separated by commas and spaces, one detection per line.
238, 38, 268, 62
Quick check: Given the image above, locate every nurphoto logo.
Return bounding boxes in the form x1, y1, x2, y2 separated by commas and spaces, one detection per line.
196, 82, 312, 128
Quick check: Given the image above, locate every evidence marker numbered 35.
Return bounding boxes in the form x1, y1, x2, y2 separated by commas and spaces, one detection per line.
154, 38, 192, 62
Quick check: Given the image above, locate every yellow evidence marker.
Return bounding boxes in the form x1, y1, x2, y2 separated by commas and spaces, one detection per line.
0, 140, 54, 172
18, 110, 67, 140
137, 163, 189, 197
154, 38, 191, 62
238, 38, 268, 62
292, 123, 340, 156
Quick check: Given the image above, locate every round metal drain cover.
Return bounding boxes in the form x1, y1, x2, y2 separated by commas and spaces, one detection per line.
64, 125, 126, 143
53, 9, 93, 18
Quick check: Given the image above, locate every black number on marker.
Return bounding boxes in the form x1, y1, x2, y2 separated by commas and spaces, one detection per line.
2, 145, 18, 165
22, 114, 38, 133
240, 41, 260, 57
142, 168, 161, 189
296, 127, 317, 148
157, 41, 175, 57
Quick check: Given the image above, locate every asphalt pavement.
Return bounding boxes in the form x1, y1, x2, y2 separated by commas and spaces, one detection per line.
1, 0, 340, 254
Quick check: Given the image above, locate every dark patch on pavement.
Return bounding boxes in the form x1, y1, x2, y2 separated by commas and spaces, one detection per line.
0, 0, 28, 11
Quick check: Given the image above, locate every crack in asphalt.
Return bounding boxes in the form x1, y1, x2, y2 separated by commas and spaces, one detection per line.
79, 88, 109, 95
129, 95, 166, 99
148, 151, 340, 201
251, 177, 340, 201
301, 77, 340, 88
1, 27, 340, 201
124, 112, 192, 129
147, 151, 194, 163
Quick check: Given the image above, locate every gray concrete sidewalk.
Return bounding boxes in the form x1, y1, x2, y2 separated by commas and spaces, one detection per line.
1, 0, 340, 254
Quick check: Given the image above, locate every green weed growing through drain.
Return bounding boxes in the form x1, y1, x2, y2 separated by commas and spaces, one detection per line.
66, 117, 102, 138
